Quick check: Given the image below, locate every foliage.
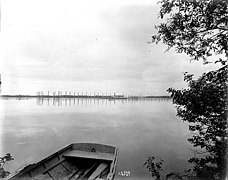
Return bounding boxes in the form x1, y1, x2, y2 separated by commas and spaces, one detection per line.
144, 156, 164, 179
148, 0, 228, 179
0, 154, 14, 179
144, 157, 194, 180
168, 65, 227, 179
151, 0, 228, 64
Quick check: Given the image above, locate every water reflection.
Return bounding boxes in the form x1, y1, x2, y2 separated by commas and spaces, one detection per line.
2, 97, 191, 180
36, 97, 170, 106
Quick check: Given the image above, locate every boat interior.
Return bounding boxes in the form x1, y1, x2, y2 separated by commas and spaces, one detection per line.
32, 157, 112, 180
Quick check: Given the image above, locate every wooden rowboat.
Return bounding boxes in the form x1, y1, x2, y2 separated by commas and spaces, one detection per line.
10, 143, 118, 180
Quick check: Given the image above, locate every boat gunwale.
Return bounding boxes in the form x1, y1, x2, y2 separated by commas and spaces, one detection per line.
108, 147, 118, 179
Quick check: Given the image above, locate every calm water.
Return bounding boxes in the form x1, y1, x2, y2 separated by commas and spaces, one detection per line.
1, 98, 193, 180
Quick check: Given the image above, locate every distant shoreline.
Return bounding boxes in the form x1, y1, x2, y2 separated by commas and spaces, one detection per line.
0, 95, 171, 99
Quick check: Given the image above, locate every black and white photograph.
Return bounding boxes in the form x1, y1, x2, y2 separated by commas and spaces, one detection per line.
0, 0, 227, 179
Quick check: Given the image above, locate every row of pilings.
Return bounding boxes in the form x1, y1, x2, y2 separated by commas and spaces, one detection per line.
36, 91, 171, 100
37, 91, 127, 99
36, 95, 171, 106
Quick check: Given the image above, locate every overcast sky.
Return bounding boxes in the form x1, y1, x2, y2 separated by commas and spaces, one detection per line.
0, 0, 220, 95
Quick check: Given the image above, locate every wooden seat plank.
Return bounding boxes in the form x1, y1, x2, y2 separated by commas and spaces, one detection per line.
63, 150, 113, 161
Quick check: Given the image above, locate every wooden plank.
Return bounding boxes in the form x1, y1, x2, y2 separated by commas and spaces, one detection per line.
70, 169, 85, 180
42, 159, 66, 174
61, 161, 79, 172
32, 173, 53, 180
46, 171, 55, 180
76, 163, 98, 180
99, 166, 109, 179
62, 170, 77, 180
12, 145, 73, 179
110, 148, 118, 175
63, 150, 113, 161
48, 163, 70, 180
88, 163, 109, 180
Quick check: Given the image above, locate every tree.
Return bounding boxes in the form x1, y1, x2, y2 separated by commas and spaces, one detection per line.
148, 0, 228, 179
168, 66, 227, 179
151, 0, 228, 64
0, 153, 14, 179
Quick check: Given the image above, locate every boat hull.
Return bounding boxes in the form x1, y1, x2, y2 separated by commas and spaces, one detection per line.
9, 143, 118, 180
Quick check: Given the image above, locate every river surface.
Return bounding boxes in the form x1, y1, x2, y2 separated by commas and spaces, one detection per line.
1, 98, 193, 180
